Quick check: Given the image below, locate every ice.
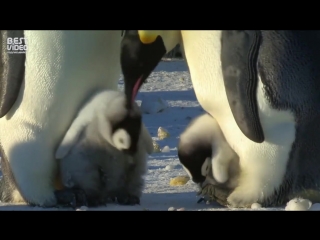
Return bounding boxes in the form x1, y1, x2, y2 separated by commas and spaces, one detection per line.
251, 203, 262, 209
140, 96, 168, 114
161, 146, 171, 153
285, 198, 312, 211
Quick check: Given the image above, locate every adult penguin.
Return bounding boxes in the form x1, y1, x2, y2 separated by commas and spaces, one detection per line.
120, 30, 320, 208
0, 30, 124, 207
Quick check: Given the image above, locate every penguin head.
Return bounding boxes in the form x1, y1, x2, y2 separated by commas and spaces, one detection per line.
109, 109, 142, 155
183, 156, 220, 189
121, 30, 181, 109
181, 156, 210, 185
97, 92, 143, 156
178, 141, 212, 184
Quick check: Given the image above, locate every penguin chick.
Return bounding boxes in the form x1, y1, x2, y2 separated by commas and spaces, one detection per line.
54, 89, 153, 208
178, 113, 240, 206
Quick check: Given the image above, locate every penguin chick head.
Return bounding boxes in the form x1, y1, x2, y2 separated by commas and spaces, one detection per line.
178, 136, 212, 185
98, 91, 142, 156
110, 109, 142, 155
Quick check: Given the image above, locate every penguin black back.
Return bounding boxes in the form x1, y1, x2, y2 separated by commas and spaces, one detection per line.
257, 31, 320, 206
258, 31, 320, 114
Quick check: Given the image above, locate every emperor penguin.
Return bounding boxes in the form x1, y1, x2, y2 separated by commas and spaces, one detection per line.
120, 30, 320, 208
0, 30, 124, 207
54, 89, 153, 208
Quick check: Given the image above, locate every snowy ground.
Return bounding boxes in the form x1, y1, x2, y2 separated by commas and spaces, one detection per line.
0, 59, 307, 211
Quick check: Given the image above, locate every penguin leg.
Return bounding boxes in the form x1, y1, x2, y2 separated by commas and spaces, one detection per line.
116, 192, 140, 205
115, 156, 146, 205
225, 167, 260, 208
116, 163, 144, 205
1, 142, 57, 207
54, 166, 109, 208
54, 188, 88, 209
0, 154, 25, 204
58, 156, 109, 208
226, 141, 294, 208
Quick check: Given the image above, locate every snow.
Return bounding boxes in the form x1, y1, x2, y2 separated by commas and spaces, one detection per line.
168, 207, 176, 211
285, 198, 312, 211
76, 206, 89, 211
161, 146, 171, 153
251, 203, 262, 209
0, 59, 315, 211
140, 95, 168, 114
165, 164, 175, 171
309, 203, 320, 211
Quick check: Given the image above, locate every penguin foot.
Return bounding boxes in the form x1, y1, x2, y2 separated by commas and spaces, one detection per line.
197, 197, 206, 204
116, 193, 140, 205
227, 189, 256, 208
105, 191, 118, 203
54, 188, 88, 209
106, 190, 140, 205
198, 184, 231, 207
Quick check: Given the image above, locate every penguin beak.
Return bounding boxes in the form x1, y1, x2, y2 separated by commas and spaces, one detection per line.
121, 30, 166, 109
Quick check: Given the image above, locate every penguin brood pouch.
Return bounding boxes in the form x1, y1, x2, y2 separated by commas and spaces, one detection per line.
54, 89, 153, 208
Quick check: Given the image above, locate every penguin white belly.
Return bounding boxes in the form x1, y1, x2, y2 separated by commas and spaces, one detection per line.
0, 30, 122, 206
181, 30, 296, 206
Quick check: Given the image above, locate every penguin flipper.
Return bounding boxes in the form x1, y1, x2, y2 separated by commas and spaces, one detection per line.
55, 120, 87, 160
0, 30, 26, 118
55, 111, 94, 159
220, 30, 264, 143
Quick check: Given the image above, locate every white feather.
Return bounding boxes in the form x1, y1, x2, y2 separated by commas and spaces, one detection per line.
112, 128, 131, 150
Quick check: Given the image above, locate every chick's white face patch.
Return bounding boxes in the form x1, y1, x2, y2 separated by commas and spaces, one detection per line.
112, 128, 131, 150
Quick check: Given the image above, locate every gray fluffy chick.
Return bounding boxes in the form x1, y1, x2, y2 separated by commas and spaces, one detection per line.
54, 89, 153, 208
